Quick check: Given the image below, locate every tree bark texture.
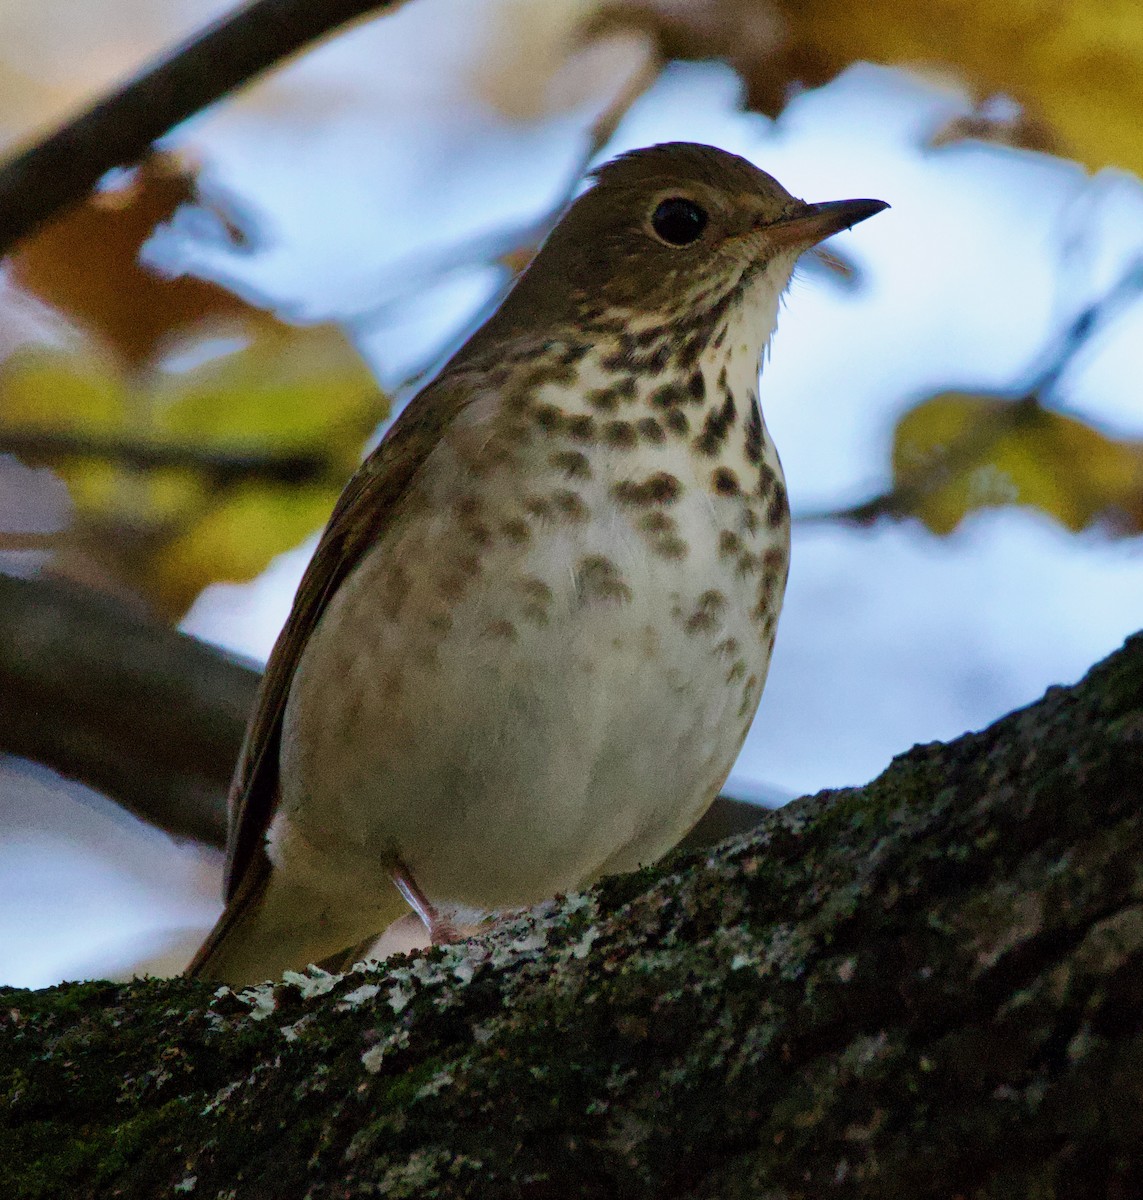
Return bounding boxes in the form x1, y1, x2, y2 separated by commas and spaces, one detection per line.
2, 631, 1141, 1199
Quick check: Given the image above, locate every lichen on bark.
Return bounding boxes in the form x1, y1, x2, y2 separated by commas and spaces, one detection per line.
3, 633, 1142, 1199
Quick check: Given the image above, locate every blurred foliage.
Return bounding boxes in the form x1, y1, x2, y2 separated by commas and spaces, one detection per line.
0, 0, 1142, 627
598, 0, 1143, 174
8, 154, 253, 371
892, 392, 1143, 536
0, 154, 384, 618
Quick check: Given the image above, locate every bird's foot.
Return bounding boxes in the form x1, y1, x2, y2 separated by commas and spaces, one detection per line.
391, 858, 463, 946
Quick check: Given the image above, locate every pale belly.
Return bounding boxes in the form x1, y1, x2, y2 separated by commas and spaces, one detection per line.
275, 474, 783, 911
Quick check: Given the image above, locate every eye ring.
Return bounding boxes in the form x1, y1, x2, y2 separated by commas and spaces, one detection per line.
651, 197, 708, 247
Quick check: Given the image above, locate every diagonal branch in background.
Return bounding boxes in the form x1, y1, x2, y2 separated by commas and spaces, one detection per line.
797, 257, 1143, 529
0, 428, 336, 488
0, 0, 409, 255
0, 573, 769, 850
0, 572, 248, 846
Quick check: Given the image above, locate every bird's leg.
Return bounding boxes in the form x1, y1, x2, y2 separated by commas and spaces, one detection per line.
392, 859, 460, 945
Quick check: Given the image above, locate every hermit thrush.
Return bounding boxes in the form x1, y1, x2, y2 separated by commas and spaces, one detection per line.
187, 143, 886, 986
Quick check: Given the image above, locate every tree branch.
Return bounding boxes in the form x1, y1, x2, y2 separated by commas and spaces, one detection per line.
0, 0, 408, 255
0, 572, 251, 845
3, 631, 1140, 1196
0, 428, 334, 487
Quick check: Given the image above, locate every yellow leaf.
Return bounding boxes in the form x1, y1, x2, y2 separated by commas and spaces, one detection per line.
0, 323, 386, 619
0, 347, 128, 511
892, 391, 1143, 535
777, 0, 1143, 175
154, 322, 380, 474
602, 0, 1143, 176
148, 482, 338, 619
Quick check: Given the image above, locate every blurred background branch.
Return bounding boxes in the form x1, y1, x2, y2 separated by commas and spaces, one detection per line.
0, 0, 408, 253
798, 258, 1143, 534
0, 428, 335, 488
0, 572, 245, 845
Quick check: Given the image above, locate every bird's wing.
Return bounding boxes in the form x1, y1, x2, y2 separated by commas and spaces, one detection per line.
221, 368, 478, 901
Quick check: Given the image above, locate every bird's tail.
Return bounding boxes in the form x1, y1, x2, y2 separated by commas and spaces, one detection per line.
185, 861, 409, 988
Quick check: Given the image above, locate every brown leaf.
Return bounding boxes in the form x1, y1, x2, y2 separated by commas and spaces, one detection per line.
592, 0, 833, 116
8, 153, 257, 372
929, 98, 1061, 156
0, 323, 385, 620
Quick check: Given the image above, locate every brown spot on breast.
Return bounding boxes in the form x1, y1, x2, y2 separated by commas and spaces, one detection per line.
637, 510, 688, 560
694, 393, 737, 456
683, 589, 726, 634
637, 416, 665, 444
438, 571, 467, 604
687, 370, 706, 402
665, 410, 690, 437
552, 490, 590, 523
575, 555, 632, 606
639, 344, 671, 374
650, 383, 689, 409
566, 414, 597, 443
718, 530, 742, 559
767, 483, 790, 529
483, 619, 517, 642
602, 420, 638, 449
559, 341, 591, 366
639, 511, 674, 534
612, 472, 682, 507
517, 576, 553, 627
501, 518, 531, 544
518, 577, 553, 604
634, 325, 662, 348
757, 461, 778, 498
675, 337, 704, 371
455, 497, 493, 546
714, 636, 739, 660
590, 377, 638, 410
745, 403, 762, 465
533, 404, 566, 433
651, 535, 688, 560
736, 550, 760, 578
712, 467, 740, 497
763, 545, 787, 579
523, 495, 553, 521
549, 450, 591, 480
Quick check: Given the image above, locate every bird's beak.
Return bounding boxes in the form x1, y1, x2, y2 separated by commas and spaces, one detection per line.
765, 198, 889, 249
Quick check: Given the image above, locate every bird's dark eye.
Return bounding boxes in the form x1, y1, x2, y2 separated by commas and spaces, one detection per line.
651, 197, 708, 246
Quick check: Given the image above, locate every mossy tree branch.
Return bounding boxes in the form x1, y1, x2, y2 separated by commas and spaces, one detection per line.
3, 632, 1142, 1198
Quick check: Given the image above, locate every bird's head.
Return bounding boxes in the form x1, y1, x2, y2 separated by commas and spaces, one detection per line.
493, 142, 887, 337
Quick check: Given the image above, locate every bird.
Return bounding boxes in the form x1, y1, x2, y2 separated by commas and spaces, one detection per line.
186, 142, 887, 986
